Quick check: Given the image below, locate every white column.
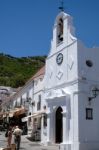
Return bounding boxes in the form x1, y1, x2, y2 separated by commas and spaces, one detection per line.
62, 111, 69, 143
47, 112, 51, 143
41, 115, 44, 143
46, 106, 54, 144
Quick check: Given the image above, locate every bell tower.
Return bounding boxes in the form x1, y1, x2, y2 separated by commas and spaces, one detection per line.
45, 10, 77, 89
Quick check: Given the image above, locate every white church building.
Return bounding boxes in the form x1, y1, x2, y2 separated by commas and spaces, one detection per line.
41, 10, 99, 150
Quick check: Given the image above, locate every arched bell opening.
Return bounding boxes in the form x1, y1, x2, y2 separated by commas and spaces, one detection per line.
57, 18, 63, 44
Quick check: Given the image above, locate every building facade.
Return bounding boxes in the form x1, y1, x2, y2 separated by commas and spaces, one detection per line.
1, 10, 99, 150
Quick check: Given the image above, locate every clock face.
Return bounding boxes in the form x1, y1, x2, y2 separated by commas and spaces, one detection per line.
56, 53, 63, 65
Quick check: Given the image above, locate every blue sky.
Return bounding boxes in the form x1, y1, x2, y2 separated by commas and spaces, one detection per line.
0, 0, 99, 57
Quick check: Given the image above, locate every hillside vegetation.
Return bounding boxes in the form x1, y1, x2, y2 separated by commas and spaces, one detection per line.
0, 53, 46, 88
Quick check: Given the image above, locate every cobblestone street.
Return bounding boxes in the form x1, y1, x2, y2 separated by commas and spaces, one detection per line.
0, 132, 59, 150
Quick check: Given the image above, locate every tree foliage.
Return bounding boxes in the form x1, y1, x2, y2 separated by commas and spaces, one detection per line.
0, 53, 46, 88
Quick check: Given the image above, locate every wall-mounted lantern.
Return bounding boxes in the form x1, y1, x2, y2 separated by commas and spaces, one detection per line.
89, 87, 99, 101
43, 105, 46, 110
31, 101, 35, 106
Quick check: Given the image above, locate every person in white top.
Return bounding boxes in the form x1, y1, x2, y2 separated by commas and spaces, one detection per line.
13, 126, 22, 150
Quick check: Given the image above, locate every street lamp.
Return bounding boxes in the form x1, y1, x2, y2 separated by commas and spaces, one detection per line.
89, 87, 99, 101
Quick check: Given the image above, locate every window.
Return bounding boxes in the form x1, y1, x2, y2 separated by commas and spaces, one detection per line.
0, 100, 2, 105
86, 108, 93, 120
34, 80, 38, 85
43, 114, 47, 127
15, 101, 17, 107
33, 118, 37, 127
20, 97, 22, 105
40, 78, 43, 81
28, 112, 31, 125
37, 117, 41, 129
37, 95, 41, 110
26, 91, 29, 102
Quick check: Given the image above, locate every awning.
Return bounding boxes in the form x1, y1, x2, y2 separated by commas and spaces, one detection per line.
30, 110, 46, 118
22, 110, 46, 122
9, 111, 14, 117
0, 112, 3, 120
0, 112, 9, 119
2, 111, 14, 118
1, 107, 27, 118
21, 117, 28, 122
0, 112, 3, 116
14, 107, 27, 116
3, 113, 6, 118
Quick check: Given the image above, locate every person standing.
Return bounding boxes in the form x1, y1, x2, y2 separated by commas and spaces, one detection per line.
7, 126, 12, 148
13, 126, 22, 150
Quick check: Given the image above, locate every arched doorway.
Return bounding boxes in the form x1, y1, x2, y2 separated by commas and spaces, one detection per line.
55, 106, 63, 143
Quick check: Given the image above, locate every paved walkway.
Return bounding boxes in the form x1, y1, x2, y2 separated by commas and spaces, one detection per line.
0, 132, 59, 150
21, 135, 60, 150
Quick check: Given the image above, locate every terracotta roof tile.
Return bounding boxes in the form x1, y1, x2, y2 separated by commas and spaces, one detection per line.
33, 66, 45, 78
25, 65, 45, 85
